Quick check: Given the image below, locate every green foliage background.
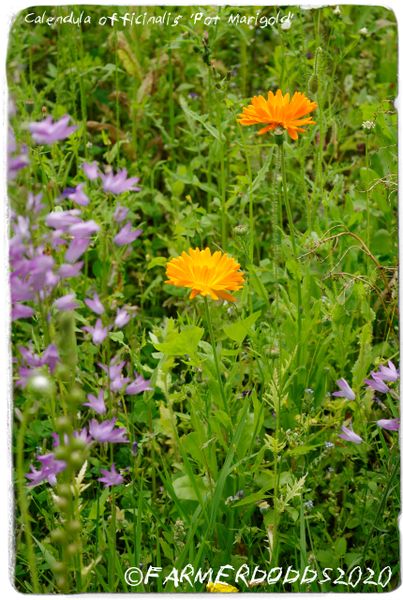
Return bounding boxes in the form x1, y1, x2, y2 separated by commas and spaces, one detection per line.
8, 4, 399, 593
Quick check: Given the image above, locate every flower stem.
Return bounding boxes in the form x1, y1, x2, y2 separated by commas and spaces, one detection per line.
16, 405, 40, 593
279, 143, 302, 371
203, 297, 228, 412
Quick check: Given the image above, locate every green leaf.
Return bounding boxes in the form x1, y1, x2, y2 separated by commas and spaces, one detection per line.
147, 256, 167, 270
172, 475, 208, 502
334, 537, 347, 557
109, 331, 125, 344
179, 95, 221, 140
223, 311, 261, 344
152, 324, 204, 358
352, 322, 373, 390
231, 489, 268, 508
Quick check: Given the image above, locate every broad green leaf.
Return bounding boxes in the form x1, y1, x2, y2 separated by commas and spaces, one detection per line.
172, 475, 208, 502
223, 311, 261, 344
153, 325, 204, 358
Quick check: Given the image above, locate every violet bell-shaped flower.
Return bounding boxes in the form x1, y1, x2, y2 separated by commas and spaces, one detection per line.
365, 374, 390, 394
375, 361, 399, 383
101, 168, 141, 194
53, 293, 80, 312
338, 423, 363, 444
65, 237, 91, 263
25, 453, 67, 487
114, 204, 129, 223
84, 390, 106, 414
377, 418, 400, 431
82, 319, 109, 345
114, 223, 142, 247
332, 378, 355, 401
84, 293, 105, 315
89, 418, 129, 443
46, 209, 82, 231
125, 374, 153, 395
114, 308, 131, 328
82, 161, 99, 180
28, 114, 77, 144
98, 463, 124, 487
64, 183, 89, 206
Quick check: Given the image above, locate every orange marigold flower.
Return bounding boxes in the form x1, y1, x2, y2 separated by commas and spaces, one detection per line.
165, 247, 244, 302
238, 89, 317, 140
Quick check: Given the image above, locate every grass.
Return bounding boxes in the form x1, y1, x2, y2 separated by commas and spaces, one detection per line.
8, 3, 399, 593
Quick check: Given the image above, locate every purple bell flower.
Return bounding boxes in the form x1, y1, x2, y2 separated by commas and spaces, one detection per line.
114, 223, 142, 246
98, 463, 124, 487
332, 378, 355, 401
338, 423, 363, 444
89, 418, 129, 443
28, 114, 77, 145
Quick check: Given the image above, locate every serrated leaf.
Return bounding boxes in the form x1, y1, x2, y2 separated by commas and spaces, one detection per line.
223, 311, 261, 344
352, 322, 372, 390
152, 325, 204, 358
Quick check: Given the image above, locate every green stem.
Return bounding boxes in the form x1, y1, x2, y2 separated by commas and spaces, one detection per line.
203, 297, 228, 412
16, 406, 40, 593
365, 135, 371, 249
279, 143, 302, 370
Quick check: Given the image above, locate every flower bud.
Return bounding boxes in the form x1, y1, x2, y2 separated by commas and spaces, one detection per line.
57, 483, 71, 498
27, 373, 55, 398
56, 575, 68, 590
54, 495, 69, 511
65, 519, 81, 535
56, 416, 72, 434
52, 561, 66, 574
69, 385, 85, 406
66, 542, 79, 556
50, 528, 67, 544
69, 450, 84, 468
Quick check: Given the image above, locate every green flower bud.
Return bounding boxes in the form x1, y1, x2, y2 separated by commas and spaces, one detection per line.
69, 385, 85, 406
54, 495, 69, 511
50, 528, 67, 544
56, 575, 68, 590
27, 373, 55, 398
66, 542, 79, 556
52, 561, 66, 574
65, 519, 81, 535
69, 450, 84, 468
56, 416, 72, 434
57, 483, 71, 498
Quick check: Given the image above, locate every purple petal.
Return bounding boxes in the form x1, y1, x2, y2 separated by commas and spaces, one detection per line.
65, 237, 91, 263
59, 261, 84, 279
53, 293, 79, 312
377, 418, 400, 431
82, 161, 99, 180
84, 293, 105, 315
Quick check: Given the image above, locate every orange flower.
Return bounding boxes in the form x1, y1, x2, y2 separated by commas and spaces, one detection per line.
165, 247, 244, 302
238, 89, 317, 140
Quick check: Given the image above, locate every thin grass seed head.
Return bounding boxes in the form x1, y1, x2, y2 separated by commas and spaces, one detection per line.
238, 89, 317, 140
165, 247, 244, 302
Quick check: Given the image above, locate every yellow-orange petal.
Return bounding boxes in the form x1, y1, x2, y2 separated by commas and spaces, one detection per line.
238, 89, 317, 140
165, 247, 244, 302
